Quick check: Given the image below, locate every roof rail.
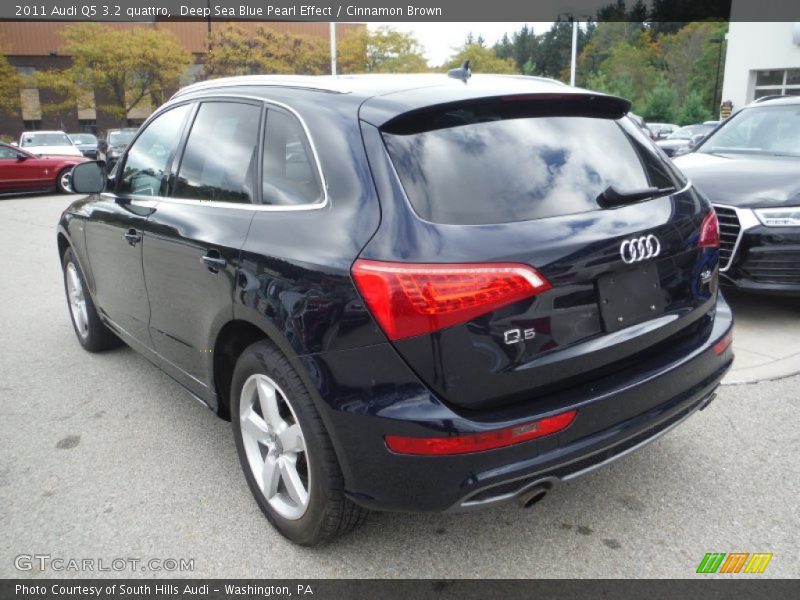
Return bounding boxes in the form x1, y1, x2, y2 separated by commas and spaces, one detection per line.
172, 75, 349, 99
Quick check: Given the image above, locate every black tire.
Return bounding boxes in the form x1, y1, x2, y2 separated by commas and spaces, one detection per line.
231, 340, 367, 545
56, 167, 73, 194
61, 248, 122, 352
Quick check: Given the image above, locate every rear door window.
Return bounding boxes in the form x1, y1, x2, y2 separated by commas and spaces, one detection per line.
173, 101, 262, 204
261, 109, 324, 206
383, 109, 684, 225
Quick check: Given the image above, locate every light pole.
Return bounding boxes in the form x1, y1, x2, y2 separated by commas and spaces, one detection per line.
330, 22, 337, 76
570, 19, 578, 86
710, 37, 725, 117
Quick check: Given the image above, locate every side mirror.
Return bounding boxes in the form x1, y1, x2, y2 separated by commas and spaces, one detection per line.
70, 161, 106, 194
16, 153, 28, 161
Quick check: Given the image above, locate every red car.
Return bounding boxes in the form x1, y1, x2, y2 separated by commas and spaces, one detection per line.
0, 142, 88, 194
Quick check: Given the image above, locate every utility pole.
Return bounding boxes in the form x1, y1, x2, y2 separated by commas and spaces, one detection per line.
330, 22, 337, 76
711, 37, 724, 117
570, 19, 578, 86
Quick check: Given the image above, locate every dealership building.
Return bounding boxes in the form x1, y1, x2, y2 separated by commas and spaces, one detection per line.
0, 21, 362, 139
721, 21, 800, 111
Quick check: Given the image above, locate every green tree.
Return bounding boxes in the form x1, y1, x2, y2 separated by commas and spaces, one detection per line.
577, 21, 645, 78
494, 24, 539, 73
583, 32, 659, 111
678, 90, 712, 125
36, 24, 191, 124
444, 41, 518, 74
644, 80, 678, 122
536, 21, 580, 80
205, 25, 329, 78
660, 22, 727, 111
338, 27, 428, 74
0, 46, 21, 116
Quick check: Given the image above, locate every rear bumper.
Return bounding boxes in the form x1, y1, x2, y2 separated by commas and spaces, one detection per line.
294, 295, 734, 513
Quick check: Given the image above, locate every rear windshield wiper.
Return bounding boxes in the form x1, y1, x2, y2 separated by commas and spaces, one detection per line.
597, 185, 676, 208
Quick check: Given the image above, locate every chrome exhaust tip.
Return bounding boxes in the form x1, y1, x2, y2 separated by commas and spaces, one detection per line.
517, 484, 550, 509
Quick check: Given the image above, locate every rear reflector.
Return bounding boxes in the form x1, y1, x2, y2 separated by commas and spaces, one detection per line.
713, 330, 733, 355
698, 210, 720, 248
385, 410, 577, 456
351, 260, 552, 340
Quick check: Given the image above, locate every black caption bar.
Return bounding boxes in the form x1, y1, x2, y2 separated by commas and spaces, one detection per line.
2, 580, 799, 600
1, 0, 797, 22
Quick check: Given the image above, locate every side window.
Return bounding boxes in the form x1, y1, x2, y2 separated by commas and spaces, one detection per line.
118, 104, 190, 197
262, 109, 323, 206
0, 146, 17, 159
173, 101, 261, 204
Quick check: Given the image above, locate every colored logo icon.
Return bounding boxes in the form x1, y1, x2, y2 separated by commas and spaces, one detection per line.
696, 552, 773, 574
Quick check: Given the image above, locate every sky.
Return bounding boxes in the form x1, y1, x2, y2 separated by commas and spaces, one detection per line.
369, 22, 554, 66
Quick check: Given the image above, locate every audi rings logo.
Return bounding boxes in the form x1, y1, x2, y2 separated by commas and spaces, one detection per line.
620, 234, 661, 264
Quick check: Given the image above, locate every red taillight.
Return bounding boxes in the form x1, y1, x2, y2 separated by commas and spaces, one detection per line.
714, 330, 733, 355
351, 260, 552, 341
385, 410, 577, 456
699, 210, 720, 248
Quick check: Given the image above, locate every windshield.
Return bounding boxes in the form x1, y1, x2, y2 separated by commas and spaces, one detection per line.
69, 134, 96, 144
21, 133, 72, 147
667, 125, 710, 140
109, 130, 137, 145
696, 104, 800, 157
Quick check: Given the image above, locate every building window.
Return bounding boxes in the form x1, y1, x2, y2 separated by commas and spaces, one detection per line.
23, 120, 42, 130
754, 69, 800, 99
126, 118, 145, 128
78, 119, 97, 134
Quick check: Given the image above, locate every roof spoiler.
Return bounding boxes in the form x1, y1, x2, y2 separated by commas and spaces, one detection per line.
381, 92, 632, 136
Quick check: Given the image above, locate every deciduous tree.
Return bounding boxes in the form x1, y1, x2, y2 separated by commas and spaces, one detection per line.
338, 27, 428, 74
204, 25, 329, 78
36, 24, 191, 124
0, 47, 21, 116
444, 38, 517, 74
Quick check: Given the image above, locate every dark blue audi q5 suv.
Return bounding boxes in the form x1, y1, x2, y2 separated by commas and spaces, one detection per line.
58, 73, 733, 545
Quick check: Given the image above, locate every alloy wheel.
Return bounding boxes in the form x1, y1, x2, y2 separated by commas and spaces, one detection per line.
65, 262, 89, 339
239, 374, 310, 520
60, 169, 72, 193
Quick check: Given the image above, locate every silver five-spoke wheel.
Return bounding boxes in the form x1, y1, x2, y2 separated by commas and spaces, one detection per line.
239, 374, 310, 520
59, 169, 73, 193
65, 262, 89, 339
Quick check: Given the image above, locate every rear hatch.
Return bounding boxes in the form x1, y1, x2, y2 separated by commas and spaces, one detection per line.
355, 90, 720, 410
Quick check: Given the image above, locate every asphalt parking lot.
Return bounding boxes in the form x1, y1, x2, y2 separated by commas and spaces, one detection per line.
1, 194, 798, 579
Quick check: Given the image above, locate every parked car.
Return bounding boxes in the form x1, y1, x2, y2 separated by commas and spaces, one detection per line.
68, 133, 99, 159
647, 122, 679, 139
18, 130, 83, 157
0, 141, 86, 194
656, 124, 715, 157
59, 74, 733, 545
97, 127, 138, 171
674, 96, 800, 295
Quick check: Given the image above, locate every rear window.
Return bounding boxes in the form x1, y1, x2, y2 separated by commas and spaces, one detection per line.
21, 133, 71, 147
383, 111, 684, 225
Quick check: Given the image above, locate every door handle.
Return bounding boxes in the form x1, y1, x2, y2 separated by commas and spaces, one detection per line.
202, 251, 227, 272
124, 229, 141, 245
